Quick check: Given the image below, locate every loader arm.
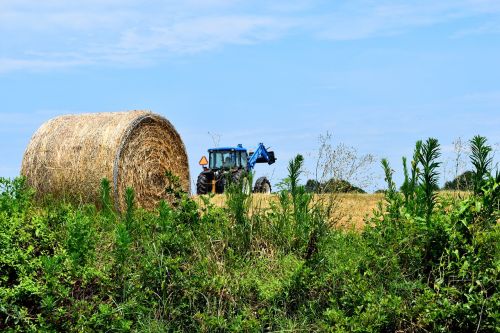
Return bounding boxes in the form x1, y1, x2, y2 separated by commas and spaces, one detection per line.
247, 143, 276, 170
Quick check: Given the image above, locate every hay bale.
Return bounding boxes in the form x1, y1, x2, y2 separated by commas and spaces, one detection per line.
21, 110, 190, 211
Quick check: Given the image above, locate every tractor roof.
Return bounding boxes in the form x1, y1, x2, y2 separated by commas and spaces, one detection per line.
208, 146, 247, 153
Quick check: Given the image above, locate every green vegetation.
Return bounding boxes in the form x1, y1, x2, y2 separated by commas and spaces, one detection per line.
443, 171, 474, 191
305, 178, 366, 193
1, 136, 499, 332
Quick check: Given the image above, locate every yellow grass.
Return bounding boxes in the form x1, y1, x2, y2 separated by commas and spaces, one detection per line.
193, 191, 474, 230
194, 193, 385, 230
333, 193, 385, 229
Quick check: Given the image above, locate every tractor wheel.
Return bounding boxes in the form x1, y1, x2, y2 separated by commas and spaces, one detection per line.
231, 169, 251, 194
216, 174, 226, 194
196, 173, 210, 195
231, 169, 245, 183
254, 177, 272, 194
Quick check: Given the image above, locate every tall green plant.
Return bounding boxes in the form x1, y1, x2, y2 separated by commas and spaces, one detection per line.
66, 211, 95, 269
381, 158, 402, 219
401, 156, 410, 201
381, 158, 396, 197
418, 138, 440, 221
287, 155, 311, 222
124, 187, 135, 231
400, 141, 422, 210
114, 187, 135, 300
226, 172, 253, 253
470, 135, 493, 195
100, 178, 113, 217
288, 155, 304, 203
411, 140, 423, 189
164, 170, 186, 206
285, 155, 315, 252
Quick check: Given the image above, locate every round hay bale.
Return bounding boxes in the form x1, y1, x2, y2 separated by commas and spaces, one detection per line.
21, 110, 190, 211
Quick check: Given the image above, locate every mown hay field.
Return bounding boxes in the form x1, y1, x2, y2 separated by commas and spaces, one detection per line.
194, 191, 473, 230
194, 193, 385, 230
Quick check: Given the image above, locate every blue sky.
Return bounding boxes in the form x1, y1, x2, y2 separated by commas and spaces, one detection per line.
1, 0, 499, 192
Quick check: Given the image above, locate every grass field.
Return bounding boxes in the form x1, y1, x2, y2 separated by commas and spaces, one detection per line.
194, 192, 475, 230
1, 175, 496, 332
194, 193, 385, 230
1, 137, 497, 332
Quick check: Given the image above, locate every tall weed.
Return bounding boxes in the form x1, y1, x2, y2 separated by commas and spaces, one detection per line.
0, 136, 498, 332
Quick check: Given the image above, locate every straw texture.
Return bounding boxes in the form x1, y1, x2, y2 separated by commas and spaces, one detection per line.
21, 110, 190, 211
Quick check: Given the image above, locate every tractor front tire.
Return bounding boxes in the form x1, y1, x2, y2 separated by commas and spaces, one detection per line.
196, 173, 210, 195
254, 177, 272, 194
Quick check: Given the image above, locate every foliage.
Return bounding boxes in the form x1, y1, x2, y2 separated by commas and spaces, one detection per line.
305, 178, 366, 193
443, 170, 474, 191
470, 135, 494, 195
0, 136, 498, 332
419, 137, 441, 220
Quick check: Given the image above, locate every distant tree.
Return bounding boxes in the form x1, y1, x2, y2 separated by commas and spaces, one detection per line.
305, 179, 320, 193
400, 181, 440, 192
443, 170, 473, 191
305, 178, 366, 193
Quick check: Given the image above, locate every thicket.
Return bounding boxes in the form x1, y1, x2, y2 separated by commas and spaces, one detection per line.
305, 178, 366, 193
0, 136, 498, 332
443, 171, 474, 191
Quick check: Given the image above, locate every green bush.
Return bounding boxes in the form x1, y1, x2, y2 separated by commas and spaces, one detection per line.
305, 178, 366, 193
443, 170, 474, 191
0, 136, 498, 332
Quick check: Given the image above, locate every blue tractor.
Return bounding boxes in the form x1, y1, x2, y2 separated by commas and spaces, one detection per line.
196, 143, 276, 195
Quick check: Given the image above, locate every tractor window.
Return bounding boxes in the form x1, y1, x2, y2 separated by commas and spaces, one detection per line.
240, 152, 248, 168
210, 151, 236, 169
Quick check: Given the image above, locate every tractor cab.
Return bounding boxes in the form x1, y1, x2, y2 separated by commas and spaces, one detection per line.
197, 143, 275, 195
208, 144, 248, 171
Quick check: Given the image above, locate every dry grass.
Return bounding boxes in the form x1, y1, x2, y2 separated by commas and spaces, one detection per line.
22, 110, 190, 211
333, 193, 385, 229
194, 193, 385, 230
194, 191, 473, 230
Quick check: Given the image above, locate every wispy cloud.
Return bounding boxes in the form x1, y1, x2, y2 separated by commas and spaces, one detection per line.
453, 21, 500, 38
0, 57, 92, 74
116, 15, 298, 54
318, 0, 500, 41
2, 0, 500, 73
1, 0, 303, 72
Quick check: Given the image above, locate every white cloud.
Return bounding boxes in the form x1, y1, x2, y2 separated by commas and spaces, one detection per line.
318, 0, 500, 41
116, 15, 297, 54
2, 0, 500, 73
453, 21, 500, 37
1, 0, 302, 72
0, 57, 92, 73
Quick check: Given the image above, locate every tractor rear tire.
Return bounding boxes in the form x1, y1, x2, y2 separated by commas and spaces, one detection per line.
254, 177, 272, 194
231, 169, 251, 194
231, 169, 245, 183
196, 173, 210, 195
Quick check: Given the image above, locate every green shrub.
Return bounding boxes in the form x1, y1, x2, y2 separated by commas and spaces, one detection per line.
0, 137, 498, 331
443, 170, 474, 191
